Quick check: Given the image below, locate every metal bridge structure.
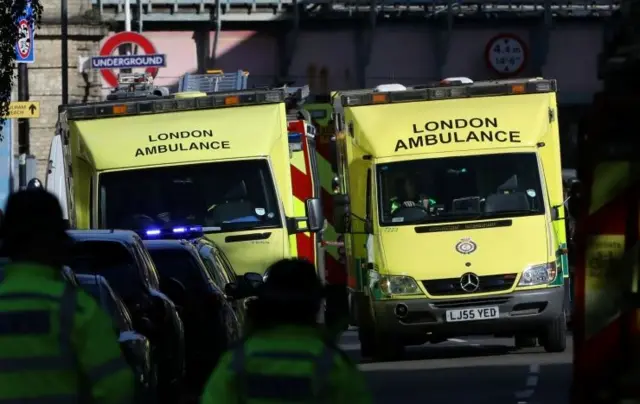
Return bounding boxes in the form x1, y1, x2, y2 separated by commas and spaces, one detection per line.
91, 0, 622, 91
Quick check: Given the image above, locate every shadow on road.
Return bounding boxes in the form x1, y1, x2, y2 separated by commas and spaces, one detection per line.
363, 363, 572, 404
356, 344, 516, 364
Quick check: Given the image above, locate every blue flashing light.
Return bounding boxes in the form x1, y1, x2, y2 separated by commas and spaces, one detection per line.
288, 132, 302, 143
146, 229, 161, 236
140, 225, 204, 240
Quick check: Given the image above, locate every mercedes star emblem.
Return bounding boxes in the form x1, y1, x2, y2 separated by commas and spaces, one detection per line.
460, 272, 480, 293
455, 237, 477, 255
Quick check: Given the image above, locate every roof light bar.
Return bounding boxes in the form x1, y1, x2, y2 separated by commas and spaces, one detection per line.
340, 78, 557, 107
140, 225, 204, 240
61, 88, 287, 121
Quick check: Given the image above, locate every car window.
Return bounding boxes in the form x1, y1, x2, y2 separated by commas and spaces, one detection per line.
69, 241, 140, 300
198, 245, 226, 289
114, 296, 134, 331
80, 282, 128, 332
147, 247, 209, 290
133, 238, 160, 289
216, 248, 237, 282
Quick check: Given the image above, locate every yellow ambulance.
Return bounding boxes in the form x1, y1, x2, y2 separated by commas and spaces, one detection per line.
331, 78, 568, 360
47, 74, 323, 276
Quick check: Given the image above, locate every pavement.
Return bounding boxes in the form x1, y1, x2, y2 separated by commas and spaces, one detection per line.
339, 329, 572, 404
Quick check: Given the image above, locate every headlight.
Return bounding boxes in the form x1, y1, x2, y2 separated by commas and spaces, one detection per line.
518, 262, 557, 287
373, 273, 422, 297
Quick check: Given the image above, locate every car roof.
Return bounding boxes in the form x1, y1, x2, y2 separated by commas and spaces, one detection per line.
191, 237, 216, 249
143, 239, 196, 251
76, 273, 109, 286
67, 229, 139, 244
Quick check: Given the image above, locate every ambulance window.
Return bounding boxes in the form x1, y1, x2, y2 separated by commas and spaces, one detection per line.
377, 152, 545, 225
365, 169, 372, 222
98, 159, 281, 233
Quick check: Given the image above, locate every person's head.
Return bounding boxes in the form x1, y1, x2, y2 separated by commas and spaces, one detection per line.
395, 176, 417, 200
247, 258, 324, 329
0, 189, 71, 268
27, 178, 43, 190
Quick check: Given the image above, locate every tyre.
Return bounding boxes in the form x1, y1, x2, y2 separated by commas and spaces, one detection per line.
541, 313, 567, 353
358, 326, 375, 358
371, 333, 405, 362
514, 335, 537, 349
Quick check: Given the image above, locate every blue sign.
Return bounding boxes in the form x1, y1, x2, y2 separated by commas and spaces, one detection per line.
0, 121, 13, 210
15, 0, 35, 64
90, 54, 167, 70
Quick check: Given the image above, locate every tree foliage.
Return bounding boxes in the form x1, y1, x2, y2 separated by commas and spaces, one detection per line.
0, 0, 43, 131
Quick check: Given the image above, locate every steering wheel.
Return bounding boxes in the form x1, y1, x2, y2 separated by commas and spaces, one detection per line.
391, 206, 429, 222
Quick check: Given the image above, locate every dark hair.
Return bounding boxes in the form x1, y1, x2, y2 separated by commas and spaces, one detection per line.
0, 190, 70, 262
246, 258, 323, 330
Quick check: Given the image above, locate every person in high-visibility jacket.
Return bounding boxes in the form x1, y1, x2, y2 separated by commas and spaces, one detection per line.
200, 258, 372, 404
0, 189, 135, 403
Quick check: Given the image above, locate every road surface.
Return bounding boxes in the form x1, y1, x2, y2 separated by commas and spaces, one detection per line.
339, 330, 572, 404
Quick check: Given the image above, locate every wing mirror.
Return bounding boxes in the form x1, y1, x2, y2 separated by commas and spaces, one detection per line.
225, 272, 264, 300
287, 197, 325, 234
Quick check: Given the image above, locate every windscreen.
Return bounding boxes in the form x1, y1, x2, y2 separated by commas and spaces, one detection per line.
377, 152, 545, 226
69, 241, 139, 300
147, 248, 209, 290
98, 159, 281, 233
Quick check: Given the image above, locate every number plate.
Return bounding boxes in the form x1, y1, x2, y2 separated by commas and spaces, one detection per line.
445, 306, 499, 322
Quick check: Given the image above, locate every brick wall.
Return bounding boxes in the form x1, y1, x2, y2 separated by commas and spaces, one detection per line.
17, 0, 107, 181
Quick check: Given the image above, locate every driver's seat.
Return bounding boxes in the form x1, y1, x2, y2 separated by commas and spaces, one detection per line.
206, 181, 256, 224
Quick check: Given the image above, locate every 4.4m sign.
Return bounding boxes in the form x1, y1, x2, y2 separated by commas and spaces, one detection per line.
92, 32, 166, 88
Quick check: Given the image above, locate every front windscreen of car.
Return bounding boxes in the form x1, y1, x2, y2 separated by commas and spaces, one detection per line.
377, 152, 545, 226
69, 241, 140, 300
98, 159, 281, 233
147, 248, 210, 290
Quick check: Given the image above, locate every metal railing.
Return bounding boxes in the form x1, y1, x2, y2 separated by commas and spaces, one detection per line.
93, 0, 620, 21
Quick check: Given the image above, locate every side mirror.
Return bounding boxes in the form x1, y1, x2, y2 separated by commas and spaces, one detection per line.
305, 198, 324, 233
243, 272, 264, 286
551, 198, 569, 221
286, 198, 324, 234
332, 194, 350, 234
225, 272, 263, 300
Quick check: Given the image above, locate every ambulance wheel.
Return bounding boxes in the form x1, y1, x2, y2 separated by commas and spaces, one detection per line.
358, 327, 375, 358
541, 313, 567, 353
371, 333, 405, 362
514, 335, 537, 349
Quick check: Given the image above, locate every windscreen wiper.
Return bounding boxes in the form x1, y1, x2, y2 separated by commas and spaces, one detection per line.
482, 210, 541, 218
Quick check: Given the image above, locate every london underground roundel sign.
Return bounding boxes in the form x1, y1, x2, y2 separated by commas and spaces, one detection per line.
94, 32, 166, 88
485, 33, 528, 77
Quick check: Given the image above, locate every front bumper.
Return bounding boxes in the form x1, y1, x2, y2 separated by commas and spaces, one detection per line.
371, 286, 564, 339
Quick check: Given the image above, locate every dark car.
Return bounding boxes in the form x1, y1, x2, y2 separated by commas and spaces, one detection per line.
67, 229, 186, 401
143, 239, 241, 395
76, 274, 154, 402
192, 237, 248, 325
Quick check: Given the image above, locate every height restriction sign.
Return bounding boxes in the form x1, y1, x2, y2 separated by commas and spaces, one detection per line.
485, 33, 528, 77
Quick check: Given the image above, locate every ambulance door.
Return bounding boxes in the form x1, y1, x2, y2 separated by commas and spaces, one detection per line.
45, 134, 69, 221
